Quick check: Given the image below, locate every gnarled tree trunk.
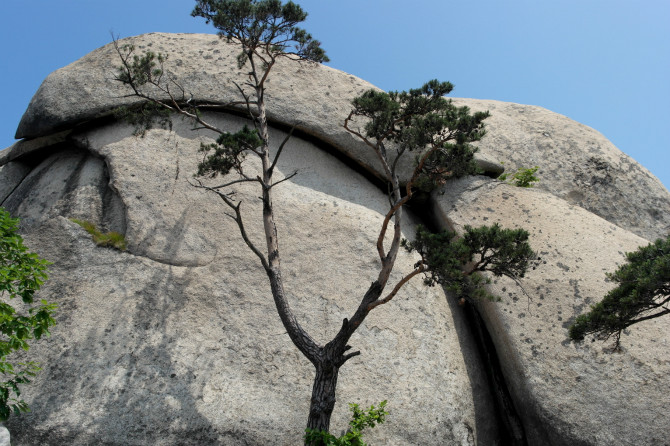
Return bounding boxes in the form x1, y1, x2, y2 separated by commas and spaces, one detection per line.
307, 361, 340, 434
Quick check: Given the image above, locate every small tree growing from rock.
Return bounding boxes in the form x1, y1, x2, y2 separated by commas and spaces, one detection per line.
569, 235, 670, 349
498, 166, 540, 188
114, 0, 535, 441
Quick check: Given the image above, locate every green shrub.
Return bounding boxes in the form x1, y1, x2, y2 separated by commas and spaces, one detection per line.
0, 207, 57, 420
304, 400, 388, 446
499, 166, 540, 188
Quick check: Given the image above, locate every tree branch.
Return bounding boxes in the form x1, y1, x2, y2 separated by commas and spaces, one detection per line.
190, 179, 269, 272
269, 124, 297, 177
628, 307, 670, 325
268, 171, 299, 190
199, 176, 261, 190
368, 264, 426, 312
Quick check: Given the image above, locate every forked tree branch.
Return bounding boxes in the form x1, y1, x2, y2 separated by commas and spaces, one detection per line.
269, 124, 297, 176
368, 264, 427, 312
268, 171, 299, 189
191, 179, 269, 272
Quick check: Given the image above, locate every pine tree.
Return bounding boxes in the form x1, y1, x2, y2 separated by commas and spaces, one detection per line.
570, 235, 670, 348
114, 1, 535, 441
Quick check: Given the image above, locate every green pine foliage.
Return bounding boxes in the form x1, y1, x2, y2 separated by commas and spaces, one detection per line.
348, 80, 536, 306
304, 401, 388, 446
0, 208, 57, 421
569, 235, 670, 348
349, 80, 487, 188
403, 224, 535, 303
190, 0, 328, 179
114, 102, 173, 137
71, 219, 127, 251
192, 0, 329, 65
115, 0, 329, 175
113, 47, 173, 136
197, 125, 263, 177
115, 48, 168, 86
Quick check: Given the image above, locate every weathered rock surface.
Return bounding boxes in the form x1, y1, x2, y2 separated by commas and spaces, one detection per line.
2, 116, 491, 445
3, 32, 670, 445
0, 425, 9, 446
434, 177, 670, 446
15, 33, 670, 241
451, 99, 670, 242
0, 161, 31, 203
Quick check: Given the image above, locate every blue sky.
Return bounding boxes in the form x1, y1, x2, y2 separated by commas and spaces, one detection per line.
1, 0, 668, 190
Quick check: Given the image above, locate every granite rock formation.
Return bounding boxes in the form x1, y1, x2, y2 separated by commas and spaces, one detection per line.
2, 33, 669, 445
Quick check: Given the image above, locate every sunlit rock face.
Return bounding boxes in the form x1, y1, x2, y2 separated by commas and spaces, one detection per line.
2, 32, 669, 445
434, 177, 669, 446
449, 98, 670, 242
1, 114, 492, 445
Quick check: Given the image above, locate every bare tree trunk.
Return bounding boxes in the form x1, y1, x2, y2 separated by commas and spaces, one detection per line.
303, 281, 386, 444
307, 361, 340, 435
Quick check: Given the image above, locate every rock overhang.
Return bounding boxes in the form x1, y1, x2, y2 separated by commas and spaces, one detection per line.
12, 32, 670, 240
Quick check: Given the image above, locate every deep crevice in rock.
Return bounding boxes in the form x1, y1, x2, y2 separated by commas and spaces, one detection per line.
464, 303, 528, 445
65, 107, 503, 194
68, 136, 128, 236
409, 193, 528, 446
0, 161, 32, 207
2, 141, 129, 238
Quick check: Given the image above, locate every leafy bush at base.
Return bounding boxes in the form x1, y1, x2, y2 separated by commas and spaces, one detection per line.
304, 400, 388, 446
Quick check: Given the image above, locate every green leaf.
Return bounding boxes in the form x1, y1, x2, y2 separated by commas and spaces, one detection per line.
304, 400, 388, 445
0, 207, 56, 420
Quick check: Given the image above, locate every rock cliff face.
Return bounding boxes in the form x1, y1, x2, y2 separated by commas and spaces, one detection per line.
2, 117, 488, 445
2, 33, 669, 445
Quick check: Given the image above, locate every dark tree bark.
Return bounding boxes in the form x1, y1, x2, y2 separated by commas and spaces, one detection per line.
307, 361, 340, 432
304, 280, 384, 434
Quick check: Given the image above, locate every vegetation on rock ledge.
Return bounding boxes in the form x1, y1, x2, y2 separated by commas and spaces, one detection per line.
499, 165, 540, 188
71, 219, 127, 251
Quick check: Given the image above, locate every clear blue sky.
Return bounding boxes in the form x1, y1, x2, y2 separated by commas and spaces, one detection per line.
1, 1, 668, 190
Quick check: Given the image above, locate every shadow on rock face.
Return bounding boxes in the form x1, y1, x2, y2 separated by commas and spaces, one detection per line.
6, 215, 242, 445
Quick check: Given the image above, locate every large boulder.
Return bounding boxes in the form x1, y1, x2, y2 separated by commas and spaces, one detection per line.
451, 98, 670, 242
3, 32, 670, 445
